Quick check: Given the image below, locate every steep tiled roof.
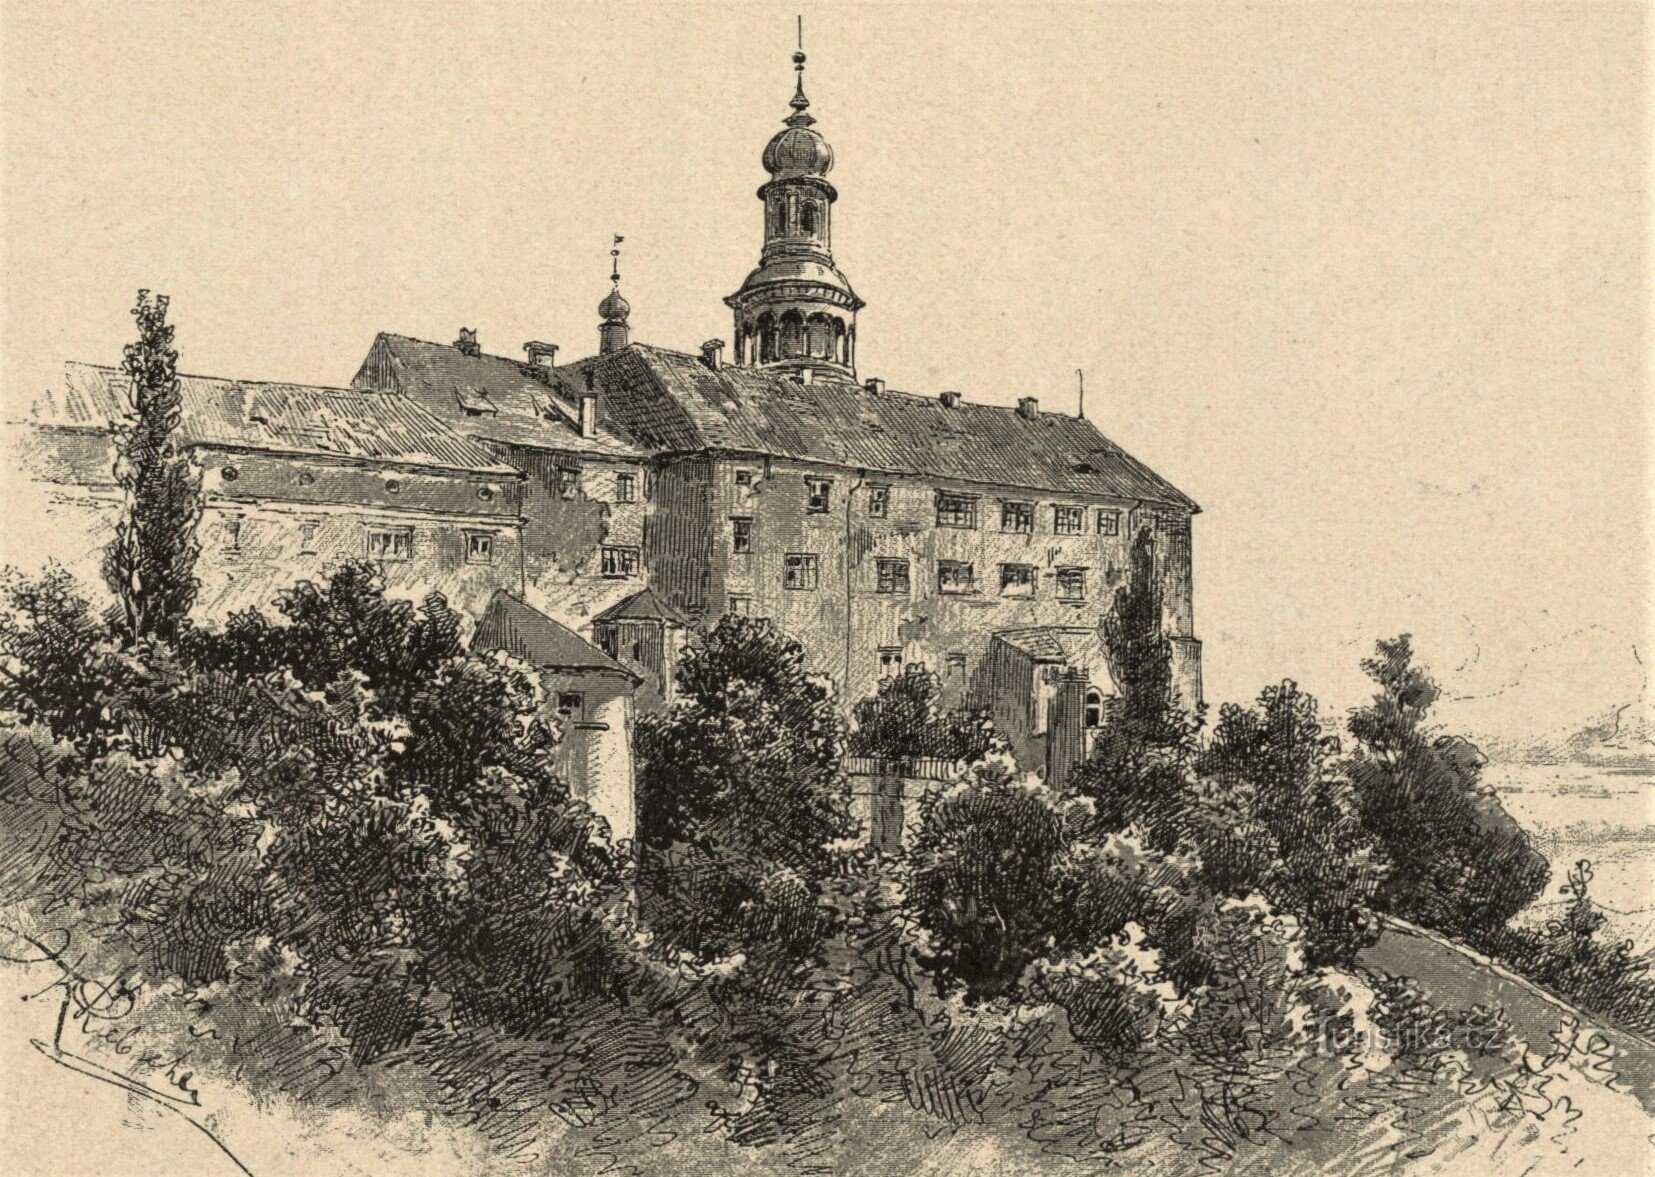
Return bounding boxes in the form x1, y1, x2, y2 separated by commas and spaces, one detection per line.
351, 333, 649, 460
34, 362, 517, 475
471, 590, 638, 678
595, 346, 1198, 509
346, 334, 1196, 508
591, 587, 693, 626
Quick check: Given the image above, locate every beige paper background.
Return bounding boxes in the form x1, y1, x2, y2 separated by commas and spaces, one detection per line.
1, 1, 1650, 1173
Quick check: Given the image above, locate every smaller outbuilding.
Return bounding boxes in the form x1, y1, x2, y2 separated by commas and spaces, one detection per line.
471, 590, 641, 844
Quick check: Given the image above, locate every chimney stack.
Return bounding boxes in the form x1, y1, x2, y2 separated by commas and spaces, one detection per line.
939, 390, 961, 408
797, 366, 814, 385
453, 328, 481, 357
700, 339, 725, 370
524, 341, 558, 369
864, 377, 886, 394
1017, 396, 1039, 419
579, 394, 598, 439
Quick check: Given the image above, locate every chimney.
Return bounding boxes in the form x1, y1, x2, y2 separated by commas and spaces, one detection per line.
864, 377, 886, 394
453, 327, 480, 357
524, 341, 558, 368
1017, 396, 1039, 419
939, 390, 961, 408
700, 339, 725, 370
798, 366, 814, 385
579, 394, 598, 439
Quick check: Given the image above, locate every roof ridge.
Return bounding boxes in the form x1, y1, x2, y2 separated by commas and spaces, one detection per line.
67, 358, 405, 397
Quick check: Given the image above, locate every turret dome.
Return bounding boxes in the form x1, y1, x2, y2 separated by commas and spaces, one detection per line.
598, 288, 630, 323
763, 123, 833, 179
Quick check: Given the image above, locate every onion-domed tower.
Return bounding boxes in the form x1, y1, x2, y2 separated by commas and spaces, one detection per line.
725, 45, 863, 378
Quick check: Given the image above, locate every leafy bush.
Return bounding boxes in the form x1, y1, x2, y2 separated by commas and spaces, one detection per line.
1347, 635, 1549, 939
848, 666, 1004, 764
1196, 680, 1381, 967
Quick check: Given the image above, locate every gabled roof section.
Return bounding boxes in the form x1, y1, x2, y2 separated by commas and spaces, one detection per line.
591, 587, 693, 627
351, 333, 649, 461
33, 362, 517, 475
994, 626, 1104, 665
471, 590, 638, 679
591, 345, 1198, 510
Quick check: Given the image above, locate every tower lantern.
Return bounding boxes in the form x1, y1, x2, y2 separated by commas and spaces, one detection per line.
724, 32, 863, 377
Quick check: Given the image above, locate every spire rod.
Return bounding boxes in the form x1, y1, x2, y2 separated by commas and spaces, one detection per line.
1077, 368, 1086, 419
609, 234, 624, 287
788, 16, 812, 123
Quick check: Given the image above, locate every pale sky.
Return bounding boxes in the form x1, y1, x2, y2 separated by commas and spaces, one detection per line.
2, 1, 1647, 740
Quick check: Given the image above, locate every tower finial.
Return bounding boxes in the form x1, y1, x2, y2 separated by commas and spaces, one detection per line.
599, 234, 631, 354
788, 16, 813, 125
609, 233, 623, 287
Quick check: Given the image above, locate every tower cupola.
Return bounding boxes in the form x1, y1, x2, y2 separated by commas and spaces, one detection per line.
599, 235, 631, 354
725, 35, 862, 378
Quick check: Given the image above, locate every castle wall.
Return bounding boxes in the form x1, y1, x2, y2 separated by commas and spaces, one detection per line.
682, 452, 1199, 717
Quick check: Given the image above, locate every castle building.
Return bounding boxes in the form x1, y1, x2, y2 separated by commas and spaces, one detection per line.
18, 43, 1201, 795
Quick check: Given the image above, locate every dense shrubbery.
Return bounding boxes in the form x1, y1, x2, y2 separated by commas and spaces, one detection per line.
848, 666, 1005, 763
0, 554, 1639, 1169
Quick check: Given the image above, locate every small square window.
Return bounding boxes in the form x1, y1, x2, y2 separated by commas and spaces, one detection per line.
866, 486, 890, 519
806, 478, 832, 514
734, 468, 756, 489
878, 647, 903, 678
727, 595, 752, 616
1056, 567, 1088, 600
936, 492, 978, 529
1001, 501, 1034, 534
616, 473, 636, 503
784, 553, 819, 590
556, 692, 584, 719
466, 531, 496, 565
557, 467, 580, 500
938, 560, 975, 594
875, 558, 910, 595
1097, 509, 1121, 536
946, 652, 968, 677
298, 520, 319, 555
1000, 563, 1036, 597
600, 545, 639, 577
731, 516, 754, 554
1053, 506, 1084, 535
366, 527, 411, 562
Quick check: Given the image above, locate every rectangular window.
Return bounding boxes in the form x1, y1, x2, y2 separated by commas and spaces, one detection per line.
731, 516, 754, 554
937, 559, 975, 594
366, 526, 411, 562
866, 485, 890, 518
734, 468, 755, 489
1056, 567, 1088, 600
298, 520, 319, 555
557, 467, 580, 500
784, 553, 819, 590
1000, 563, 1036, 597
1053, 505, 1084, 535
727, 595, 752, 616
1097, 508, 1121, 536
600, 545, 639, 577
223, 514, 243, 553
935, 492, 978, 529
806, 477, 832, 513
465, 531, 496, 565
946, 652, 968, 677
556, 692, 584, 719
1001, 501, 1034, 534
875, 558, 910, 594
616, 473, 636, 503
878, 647, 903, 677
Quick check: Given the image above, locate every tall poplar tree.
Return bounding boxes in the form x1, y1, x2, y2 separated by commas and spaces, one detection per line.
102, 290, 202, 643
